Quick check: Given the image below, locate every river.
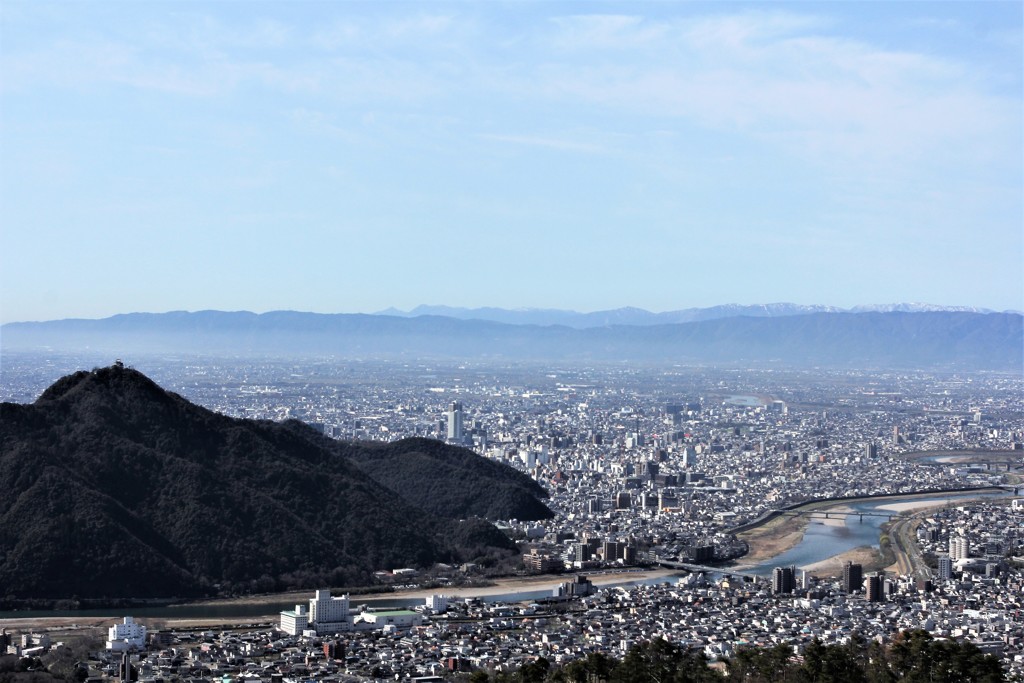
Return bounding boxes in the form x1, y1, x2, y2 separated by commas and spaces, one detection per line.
736, 489, 1010, 577
0, 574, 685, 622
1, 491, 1012, 622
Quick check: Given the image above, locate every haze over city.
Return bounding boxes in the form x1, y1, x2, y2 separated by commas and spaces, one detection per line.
1, 1, 1022, 324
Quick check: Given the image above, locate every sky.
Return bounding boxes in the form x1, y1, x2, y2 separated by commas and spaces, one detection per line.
1, 1, 1021, 323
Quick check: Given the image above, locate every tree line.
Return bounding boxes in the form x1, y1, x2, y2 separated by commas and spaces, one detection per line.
470, 630, 1006, 683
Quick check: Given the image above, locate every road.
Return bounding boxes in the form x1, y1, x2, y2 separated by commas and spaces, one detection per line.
887, 512, 931, 581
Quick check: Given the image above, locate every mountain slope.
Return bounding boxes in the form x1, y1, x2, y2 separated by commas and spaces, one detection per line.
0, 365, 547, 601
348, 437, 554, 522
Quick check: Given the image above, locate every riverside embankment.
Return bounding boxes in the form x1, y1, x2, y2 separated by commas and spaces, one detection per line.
730, 487, 1011, 577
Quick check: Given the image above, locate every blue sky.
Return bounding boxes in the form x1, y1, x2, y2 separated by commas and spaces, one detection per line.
1, 1, 1021, 323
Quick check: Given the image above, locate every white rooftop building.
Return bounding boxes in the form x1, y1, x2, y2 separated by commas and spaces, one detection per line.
309, 589, 352, 634
106, 616, 146, 652
279, 589, 353, 635
279, 604, 309, 636
425, 594, 449, 613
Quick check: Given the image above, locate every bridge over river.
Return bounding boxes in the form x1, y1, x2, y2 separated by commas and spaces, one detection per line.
650, 556, 761, 580
775, 509, 896, 523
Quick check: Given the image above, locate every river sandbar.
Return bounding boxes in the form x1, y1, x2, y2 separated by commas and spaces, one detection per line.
736, 516, 809, 564
801, 545, 885, 578
876, 500, 956, 513
819, 506, 853, 526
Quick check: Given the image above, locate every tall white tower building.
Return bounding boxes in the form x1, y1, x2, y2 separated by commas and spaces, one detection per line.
949, 536, 969, 560
447, 401, 464, 441
309, 589, 350, 633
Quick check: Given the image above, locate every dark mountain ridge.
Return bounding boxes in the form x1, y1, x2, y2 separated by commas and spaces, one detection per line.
349, 437, 554, 522
0, 365, 550, 601
2, 310, 1020, 370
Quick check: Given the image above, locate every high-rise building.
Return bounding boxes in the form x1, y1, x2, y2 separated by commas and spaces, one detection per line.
641, 461, 659, 480
843, 561, 863, 593
573, 542, 593, 563
949, 536, 969, 560
866, 573, 883, 602
447, 401, 464, 442
602, 541, 624, 562
937, 555, 953, 581
308, 589, 351, 634
772, 566, 795, 594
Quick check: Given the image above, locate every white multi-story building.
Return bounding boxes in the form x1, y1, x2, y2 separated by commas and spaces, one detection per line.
447, 401, 464, 441
106, 616, 147, 652
937, 555, 953, 581
309, 589, 351, 634
425, 594, 449, 613
282, 589, 428, 636
279, 604, 309, 636
949, 536, 969, 560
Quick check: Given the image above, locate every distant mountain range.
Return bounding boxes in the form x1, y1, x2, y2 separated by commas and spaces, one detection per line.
2, 308, 1021, 371
0, 365, 550, 601
375, 303, 1015, 328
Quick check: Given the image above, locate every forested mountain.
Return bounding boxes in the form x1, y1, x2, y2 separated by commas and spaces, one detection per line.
2, 310, 1020, 370
0, 365, 549, 601
349, 437, 553, 521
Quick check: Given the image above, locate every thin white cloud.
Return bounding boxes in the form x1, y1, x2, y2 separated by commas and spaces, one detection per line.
504, 10, 1017, 177
476, 133, 606, 154
311, 13, 462, 51
2, 6, 1017, 179
548, 14, 669, 50
681, 11, 827, 53
290, 109, 359, 143
136, 13, 294, 54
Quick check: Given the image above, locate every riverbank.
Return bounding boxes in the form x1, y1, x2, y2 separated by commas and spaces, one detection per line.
732, 489, 1009, 576
802, 546, 885, 577
162, 569, 680, 612
736, 514, 809, 563
0, 569, 680, 634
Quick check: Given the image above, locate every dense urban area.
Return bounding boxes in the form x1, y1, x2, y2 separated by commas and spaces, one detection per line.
1, 352, 1022, 681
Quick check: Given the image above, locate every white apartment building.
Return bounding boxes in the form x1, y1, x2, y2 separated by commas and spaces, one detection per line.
309, 589, 351, 634
279, 590, 353, 635
937, 555, 953, 581
279, 604, 309, 636
106, 616, 147, 652
425, 594, 449, 613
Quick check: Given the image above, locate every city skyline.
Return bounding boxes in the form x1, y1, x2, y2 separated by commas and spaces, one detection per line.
1, 1, 1021, 324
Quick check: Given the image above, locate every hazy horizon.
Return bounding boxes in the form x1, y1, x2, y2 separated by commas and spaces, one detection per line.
2, 301, 1022, 326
